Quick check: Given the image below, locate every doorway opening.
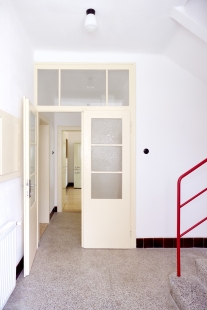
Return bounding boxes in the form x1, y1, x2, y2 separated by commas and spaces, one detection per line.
37, 110, 135, 248
38, 112, 82, 242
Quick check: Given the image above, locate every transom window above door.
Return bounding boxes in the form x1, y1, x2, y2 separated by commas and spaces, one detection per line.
35, 64, 134, 107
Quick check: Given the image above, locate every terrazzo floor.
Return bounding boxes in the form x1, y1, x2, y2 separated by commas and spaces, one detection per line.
4, 213, 207, 310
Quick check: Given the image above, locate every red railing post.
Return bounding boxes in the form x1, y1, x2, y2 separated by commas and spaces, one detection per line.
177, 158, 207, 277
177, 178, 181, 277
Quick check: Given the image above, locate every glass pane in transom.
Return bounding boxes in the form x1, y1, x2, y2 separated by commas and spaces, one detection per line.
38, 69, 59, 106
61, 70, 106, 106
108, 70, 129, 106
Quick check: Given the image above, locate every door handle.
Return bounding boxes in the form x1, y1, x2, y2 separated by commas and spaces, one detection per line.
29, 180, 36, 198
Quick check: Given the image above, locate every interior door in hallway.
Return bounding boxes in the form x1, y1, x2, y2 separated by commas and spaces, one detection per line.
83, 111, 131, 248
23, 97, 38, 276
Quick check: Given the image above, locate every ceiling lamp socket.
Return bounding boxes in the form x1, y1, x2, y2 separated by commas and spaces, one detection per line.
84, 9, 97, 32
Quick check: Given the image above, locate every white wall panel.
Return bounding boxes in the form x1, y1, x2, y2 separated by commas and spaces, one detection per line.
0, 0, 33, 265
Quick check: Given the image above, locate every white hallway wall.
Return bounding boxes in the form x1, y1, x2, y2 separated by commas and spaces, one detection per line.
0, 0, 34, 264
35, 51, 207, 238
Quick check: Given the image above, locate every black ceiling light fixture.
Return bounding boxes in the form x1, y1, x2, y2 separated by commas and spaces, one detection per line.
84, 9, 97, 32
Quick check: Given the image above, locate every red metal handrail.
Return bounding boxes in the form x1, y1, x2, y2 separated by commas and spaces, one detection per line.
177, 158, 207, 277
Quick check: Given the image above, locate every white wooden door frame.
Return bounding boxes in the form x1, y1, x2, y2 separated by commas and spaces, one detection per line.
40, 109, 135, 248
35, 62, 136, 248
57, 126, 81, 212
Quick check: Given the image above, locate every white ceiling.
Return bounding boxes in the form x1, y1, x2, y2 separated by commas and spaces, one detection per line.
11, 0, 188, 54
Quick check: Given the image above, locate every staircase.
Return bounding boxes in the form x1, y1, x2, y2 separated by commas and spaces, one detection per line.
177, 158, 207, 277
169, 258, 207, 309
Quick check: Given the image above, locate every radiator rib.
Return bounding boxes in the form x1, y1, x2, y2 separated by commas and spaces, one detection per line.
0, 222, 16, 310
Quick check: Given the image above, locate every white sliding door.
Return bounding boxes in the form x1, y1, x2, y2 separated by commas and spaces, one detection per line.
82, 111, 131, 248
23, 97, 38, 276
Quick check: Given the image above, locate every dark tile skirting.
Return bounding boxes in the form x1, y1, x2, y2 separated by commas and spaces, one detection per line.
16, 257, 24, 279
16, 238, 205, 279
50, 206, 57, 220
136, 238, 207, 248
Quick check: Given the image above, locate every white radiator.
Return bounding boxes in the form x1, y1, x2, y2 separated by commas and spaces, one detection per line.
0, 222, 16, 310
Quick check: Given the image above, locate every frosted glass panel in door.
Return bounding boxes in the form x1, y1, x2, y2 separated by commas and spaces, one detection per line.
30, 112, 36, 143
30, 144, 35, 174
61, 70, 106, 106
38, 70, 59, 106
30, 174, 36, 207
91, 173, 122, 199
29, 111, 36, 174
91, 119, 122, 144
91, 117, 123, 199
91, 146, 122, 171
108, 70, 129, 106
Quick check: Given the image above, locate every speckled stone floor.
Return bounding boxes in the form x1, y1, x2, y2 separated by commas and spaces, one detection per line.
4, 213, 207, 310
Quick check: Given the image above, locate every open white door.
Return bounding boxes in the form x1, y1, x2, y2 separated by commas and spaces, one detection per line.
23, 97, 38, 276
82, 111, 131, 248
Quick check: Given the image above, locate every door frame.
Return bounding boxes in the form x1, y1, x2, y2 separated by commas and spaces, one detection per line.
38, 108, 136, 248
35, 62, 136, 248
57, 126, 81, 212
